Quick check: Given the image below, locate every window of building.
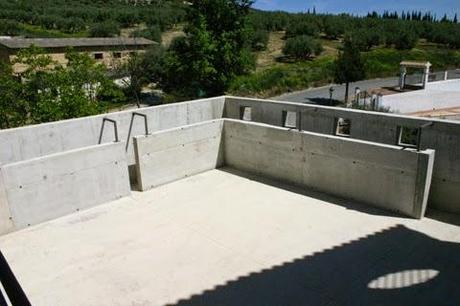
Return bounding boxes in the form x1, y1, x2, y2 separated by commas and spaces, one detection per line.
113, 52, 122, 59
335, 118, 351, 137
94, 53, 103, 60
240, 106, 252, 121
397, 126, 419, 148
282, 111, 297, 128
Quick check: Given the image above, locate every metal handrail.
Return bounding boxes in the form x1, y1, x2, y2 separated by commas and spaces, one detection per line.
125, 112, 150, 151
98, 118, 119, 144
0, 250, 31, 305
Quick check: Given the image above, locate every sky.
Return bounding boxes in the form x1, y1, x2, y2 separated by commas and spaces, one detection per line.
253, 0, 460, 18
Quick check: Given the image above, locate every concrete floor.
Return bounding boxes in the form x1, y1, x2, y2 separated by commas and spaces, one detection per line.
1, 169, 460, 306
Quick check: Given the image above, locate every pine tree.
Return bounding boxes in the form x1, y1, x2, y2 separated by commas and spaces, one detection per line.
334, 37, 365, 105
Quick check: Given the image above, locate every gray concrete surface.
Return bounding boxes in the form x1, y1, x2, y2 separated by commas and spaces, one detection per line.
223, 120, 434, 218
0, 170, 13, 234
134, 120, 224, 191
225, 96, 460, 214
1, 169, 459, 306
0, 142, 130, 234
381, 79, 460, 113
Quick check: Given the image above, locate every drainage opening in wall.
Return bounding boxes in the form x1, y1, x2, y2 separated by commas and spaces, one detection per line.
240, 106, 252, 121
335, 118, 351, 137
282, 111, 297, 129
397, 126, 419, 148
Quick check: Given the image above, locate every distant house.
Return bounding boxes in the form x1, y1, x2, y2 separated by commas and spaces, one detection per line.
0, 37, 156, 73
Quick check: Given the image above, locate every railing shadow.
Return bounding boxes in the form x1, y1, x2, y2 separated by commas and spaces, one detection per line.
172, 224, 460, 306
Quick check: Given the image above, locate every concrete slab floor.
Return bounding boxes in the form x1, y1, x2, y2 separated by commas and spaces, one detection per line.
1, 169, 459, 306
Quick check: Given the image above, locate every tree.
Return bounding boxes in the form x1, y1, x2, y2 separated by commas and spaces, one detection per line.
10, 46, 122, 125
350, 29, 383, 51
248, 29, 269, 51
161, 0, 255, 98
323, 17, 345, 40
285, 19, 320, 38
334, 37, 365, 105
143, 45, 167, 84
0, 61, 28, 129
89, 21, 120, 37
131, 25, 162, 43
116, 52, 148, 107
282, 35, 323, 60
391, 27, 419, 50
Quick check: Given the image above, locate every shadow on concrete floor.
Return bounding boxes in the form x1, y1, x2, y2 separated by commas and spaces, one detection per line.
172, 224, 460, 306
306, 97, 343, 106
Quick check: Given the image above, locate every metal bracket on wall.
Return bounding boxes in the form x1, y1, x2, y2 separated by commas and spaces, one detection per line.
125, 112, 150, 151
98, 118, 119, 144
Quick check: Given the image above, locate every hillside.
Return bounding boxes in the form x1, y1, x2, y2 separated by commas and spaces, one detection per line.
1, 1, 460, 98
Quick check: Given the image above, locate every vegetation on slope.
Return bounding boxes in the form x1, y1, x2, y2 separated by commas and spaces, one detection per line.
2, 0, 460, 127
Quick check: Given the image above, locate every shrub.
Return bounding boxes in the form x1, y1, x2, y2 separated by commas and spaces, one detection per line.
89, 21, 120, 37
285, 20, 320, 38
324, 18, 345, 39
283, 35, 323, 60
0, 19, 21, 35
131, 25, 162, 43
248, 29, 269, 51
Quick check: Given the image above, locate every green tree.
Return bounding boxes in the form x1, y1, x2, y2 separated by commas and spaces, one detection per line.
116, 52, 150, 107
283, 35, 323, 60
11, 46, 120, 124
248, 29, 269, 51
161, 0, 255, 98
89, 21, 120, 37
323, 17, 345, 39
131, 25, 163, 43
285, 19, 320, 38
389, 27, 419, 50
334, 38, 365, 105
0, 61, 28, 129
142, 45, 167, 84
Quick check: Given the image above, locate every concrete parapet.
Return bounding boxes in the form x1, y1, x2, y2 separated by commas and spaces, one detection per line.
0, 97, 225, 167
0, 142, 130, 234
133, 119, 434, 218
224, 96, 460, 214
134, 120, 224, 191
223, 120, 434, 219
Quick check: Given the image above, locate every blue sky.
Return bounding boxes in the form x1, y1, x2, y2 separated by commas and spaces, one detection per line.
253, 0, 460, 17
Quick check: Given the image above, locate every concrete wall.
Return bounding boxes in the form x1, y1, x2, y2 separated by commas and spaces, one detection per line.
0, 96, 225, 167
223, 120, 434, 219
224, 96, 460, 213
133, 118, 434, 218
134, 120, 224, 191
0, 171, 13, 234
0, 142, 130, 234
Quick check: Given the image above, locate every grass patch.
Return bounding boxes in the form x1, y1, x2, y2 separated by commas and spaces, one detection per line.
229, 56, 335, 98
